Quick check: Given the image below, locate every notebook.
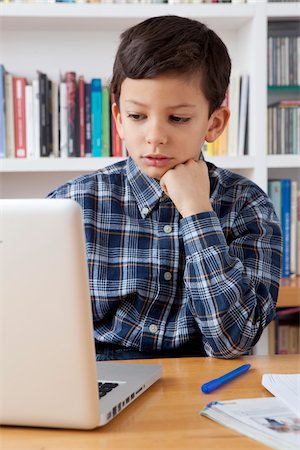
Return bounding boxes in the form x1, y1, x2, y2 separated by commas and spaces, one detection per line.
0, 199, 162, 429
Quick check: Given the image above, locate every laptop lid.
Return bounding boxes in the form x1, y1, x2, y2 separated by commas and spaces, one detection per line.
0, 199, 100, 429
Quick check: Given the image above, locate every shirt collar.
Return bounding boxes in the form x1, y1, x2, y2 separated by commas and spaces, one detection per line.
126, 157, 164, 218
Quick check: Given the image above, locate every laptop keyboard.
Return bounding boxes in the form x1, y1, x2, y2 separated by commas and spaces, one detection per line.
98, 382, 119, 398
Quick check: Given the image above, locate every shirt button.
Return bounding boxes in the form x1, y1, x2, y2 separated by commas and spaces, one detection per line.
149, 324, 158, 334
163, 225, 172, 234
142, 207, 149, 216
164, 271, 172, 281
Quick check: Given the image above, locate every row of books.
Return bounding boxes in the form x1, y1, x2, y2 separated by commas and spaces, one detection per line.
0, 66, 126, 159
0, 66, 249, 159
268, 179, 300, 278
203, 72, 249, 157
267, 100, 300, 155
268, 308, 300, 355
267, 36, 300, 87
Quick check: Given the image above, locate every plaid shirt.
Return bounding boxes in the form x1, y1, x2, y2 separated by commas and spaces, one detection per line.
48, 156, 282, 358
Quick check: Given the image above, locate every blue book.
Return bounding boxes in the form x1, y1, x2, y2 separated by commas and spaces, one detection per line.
281, 179, 291, 278
268, 180, 282, 224
0, 64, 6, 158
91, 79, 102, 157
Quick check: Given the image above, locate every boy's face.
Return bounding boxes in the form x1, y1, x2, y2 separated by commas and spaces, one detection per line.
112, 74, 226, 180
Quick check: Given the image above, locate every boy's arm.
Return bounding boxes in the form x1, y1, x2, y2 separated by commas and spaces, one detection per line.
180, 194, 282, 359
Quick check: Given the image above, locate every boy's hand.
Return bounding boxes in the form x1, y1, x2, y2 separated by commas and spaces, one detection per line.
159, 159, 213, 218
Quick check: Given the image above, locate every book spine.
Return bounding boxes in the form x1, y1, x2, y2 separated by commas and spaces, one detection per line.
51, 81, 59, 158
0, 65, 6, 158
281, 179, 291, 278
13, 77, 27, 158
4, 72, 15, 158
38, 72, 48, 157
25, 85, 34, 159
59, 82, 68, 158
297, 189, 300, 276
84, 82, 92, 157
32, 79, 40, 160
268, 180, 282, 224
78, 76, 85, 157
91, 78, 102, 157
237, 74, 249, 156
66, 71, 77, 157
290, 181, 298, 275
101, 86, 110, 157
47, 79, 53, 156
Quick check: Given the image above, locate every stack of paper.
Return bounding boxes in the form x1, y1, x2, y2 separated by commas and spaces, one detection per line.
262, 374, 300, 417
201, 397, 300, 450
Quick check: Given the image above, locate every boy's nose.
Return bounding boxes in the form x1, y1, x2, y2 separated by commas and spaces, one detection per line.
145, 123, 167, 146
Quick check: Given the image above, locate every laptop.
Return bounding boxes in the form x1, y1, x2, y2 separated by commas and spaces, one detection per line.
0, 199, 162, 429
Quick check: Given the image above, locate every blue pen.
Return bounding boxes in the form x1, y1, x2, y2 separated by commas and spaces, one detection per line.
201, 363, 251, 394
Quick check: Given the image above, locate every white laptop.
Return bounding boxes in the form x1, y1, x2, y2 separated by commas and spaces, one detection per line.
0, 199, 162, 429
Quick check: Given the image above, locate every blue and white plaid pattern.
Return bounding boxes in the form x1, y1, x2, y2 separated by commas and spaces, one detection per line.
48, 156, 282, 358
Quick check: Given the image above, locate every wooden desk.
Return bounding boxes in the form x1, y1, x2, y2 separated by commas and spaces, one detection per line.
1, 355, 299, 449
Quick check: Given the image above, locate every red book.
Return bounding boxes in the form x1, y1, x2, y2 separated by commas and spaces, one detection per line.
13, 77, 27, 158
78, 76, 85, 157
111, 94, 122, 157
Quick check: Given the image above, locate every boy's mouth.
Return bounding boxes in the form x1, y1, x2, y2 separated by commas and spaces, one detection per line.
144, 154, 172, 167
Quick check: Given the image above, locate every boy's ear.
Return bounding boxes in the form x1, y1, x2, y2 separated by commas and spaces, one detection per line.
205, 106, 230, 143
112, 102, 124, 139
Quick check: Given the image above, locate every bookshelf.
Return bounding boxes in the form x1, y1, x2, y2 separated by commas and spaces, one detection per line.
278, 277, 300, 308
0, 1, 299, 354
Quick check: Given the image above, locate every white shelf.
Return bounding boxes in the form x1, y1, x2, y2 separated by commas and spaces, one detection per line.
0, 157, 125, 173
267, 154, 300, 169
267, 2, 300, 19
0, 3, 256, 31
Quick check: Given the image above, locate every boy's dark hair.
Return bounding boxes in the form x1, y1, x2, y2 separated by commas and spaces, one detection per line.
110, 15, 231, 117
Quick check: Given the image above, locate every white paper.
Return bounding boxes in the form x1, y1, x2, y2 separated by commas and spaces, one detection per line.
201, 397, 300, 450
262, 374, 300, 417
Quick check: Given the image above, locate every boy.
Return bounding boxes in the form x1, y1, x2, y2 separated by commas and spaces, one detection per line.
48, 16, 282, 360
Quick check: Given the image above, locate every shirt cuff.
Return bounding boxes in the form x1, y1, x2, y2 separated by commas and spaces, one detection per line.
181, 211, 228, 256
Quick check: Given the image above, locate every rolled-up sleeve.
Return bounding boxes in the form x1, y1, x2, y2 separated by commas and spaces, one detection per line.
181, 193, 282, 359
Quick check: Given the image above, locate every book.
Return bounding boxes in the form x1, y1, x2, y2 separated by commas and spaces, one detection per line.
38, 71, 48, 157
51, 81, 59, 158
237, 74, 249, 156
32, 79, 40, 160
290, 181, 298, 275
91, 78, 102, 157
13, 76, 27, 158
25, 85, 34, 159
0, 64, 6, 159
65, 71, 77, 157
201, 397, 300, 449
59, 82, 68, 158
297, 189, 300, 276
281, 179, 291, 278
84, 82, 92, 157
78, 75, 85, 157
4, 71, 15, 159
262, 374, 300, 417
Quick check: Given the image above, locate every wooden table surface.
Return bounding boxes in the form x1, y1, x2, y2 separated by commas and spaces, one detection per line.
1, 354, 299, 450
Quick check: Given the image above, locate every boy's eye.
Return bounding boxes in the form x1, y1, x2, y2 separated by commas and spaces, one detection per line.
170, 115, 191, 123
127, 113, 145, 121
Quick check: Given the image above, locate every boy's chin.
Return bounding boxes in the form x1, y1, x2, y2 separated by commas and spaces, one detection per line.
141, 166, 168, 181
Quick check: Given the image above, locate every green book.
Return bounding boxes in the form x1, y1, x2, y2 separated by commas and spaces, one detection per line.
102, 86, 110, 157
